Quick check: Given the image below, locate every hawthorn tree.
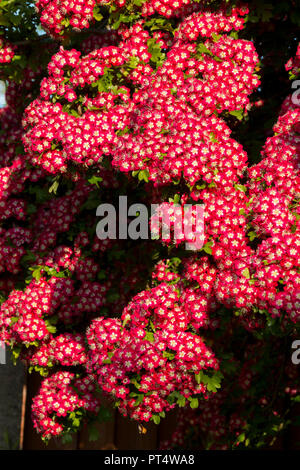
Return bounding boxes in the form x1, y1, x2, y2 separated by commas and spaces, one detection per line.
0, 0, 299, 449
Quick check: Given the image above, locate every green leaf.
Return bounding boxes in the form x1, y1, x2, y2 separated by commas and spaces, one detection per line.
229, 109, 244, 121
203, 241, 213, 255
134, 394, 144, 406
27, 204, 37, 215
101, 358, 112, 365
93, 5, 103, 22
173, 194, 180, 204
145, 331, 154, 342
106, 291, 120, 302
152, 415, 161, 425
31, 266, 42, 281
177, 395, 186, 407
196, 183, 206, 190
137, 169, 150, 183
112, 13, 139, 30
49, 178, 60, 195
197, 43, 213, 56
189, 397, 199, 409
12, 346, 21, 363
162, 350, 175, 360
248, 231, 257, 242
209, 132, 218, 143
72, 417, 80, 427
60, 17, 70, 28
235, 184, 247, 193
46, 324, 56, 334
256, 3, 273, 22
131, 378, 141, 390
236, 433, 246, 444
0, 15, 10, 26
242, 268, 250, 279
127, 56, 140, 68
196, 370, 223, 393
88, 175, 103, 188
147, 38, 165, 68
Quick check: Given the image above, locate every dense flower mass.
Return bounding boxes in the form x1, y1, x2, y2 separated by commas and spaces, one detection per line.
32, 371, 100, 438
23, 6, 259, 185
35, 0, 210, 37
246, 90, 300, 322
0, 0, 299, 448
86, 283, 219, 421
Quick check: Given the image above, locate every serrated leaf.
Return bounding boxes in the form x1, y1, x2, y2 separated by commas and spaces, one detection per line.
189, 397, 199, 409
152, 415, 160, 425
248, 231, 257, 242
229, 109, 244, 121
137, 169, 150, 183
241, 268, 250, 279
134, 394, 144, 406
197, 43, 213, 56
88, 175, 103, 188
93, 5, 103, 22
235, 184, 247, 193
203, 242, 213, 255
145, 331, 154, 342
177, 395, 186, 407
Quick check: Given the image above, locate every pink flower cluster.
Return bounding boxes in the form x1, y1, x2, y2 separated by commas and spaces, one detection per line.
0, 274, 108, 358
245, 90, 300, 321
86, 283, 218, 421
139, 0, 200, 18
35, 0, 99, 36
0, 108, 46, 275
22, 45, 131, 172
32, 371, 100, 438
25, 333, 87, 368
23, 8, 259, 184
113, 20, 259, 184
0, 38, 15, 64
0, 277, 73, 344
35, 0, 202, 37
150, 202, 205, 249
